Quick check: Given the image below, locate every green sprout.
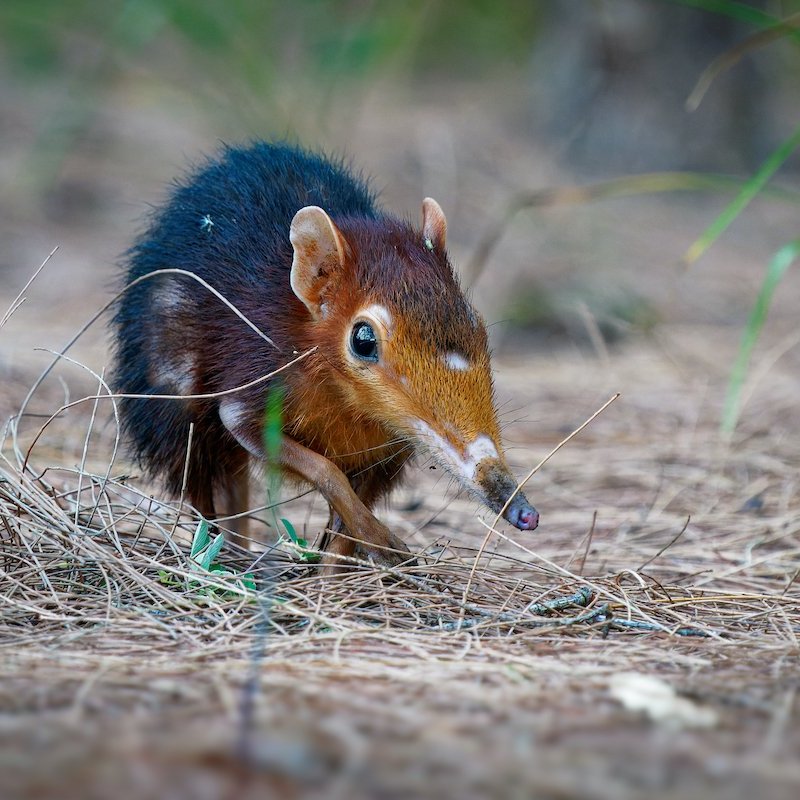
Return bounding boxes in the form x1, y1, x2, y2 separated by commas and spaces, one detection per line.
263, 382, 321, 563
159, 519, 256, 597
279, 516, 320, 563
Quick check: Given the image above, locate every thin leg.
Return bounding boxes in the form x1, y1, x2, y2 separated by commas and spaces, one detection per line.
320, 449, 411, 565
278, 437, 409, 570
189, 485, 215, 522
219, 465, 250, 549
218, 399, 411, 572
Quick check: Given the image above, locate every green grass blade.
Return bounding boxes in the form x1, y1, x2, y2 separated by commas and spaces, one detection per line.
263, 383, 285, 464
262, 382, 288, 537
722, 240, 800, 434
263, 382, 285, 504
668, 0, 800, 41
190, 519, 210, 559
205, 533, 226, 567
685, 122, 800, 265
280, 517, 299, 544
683, 126, 800, 264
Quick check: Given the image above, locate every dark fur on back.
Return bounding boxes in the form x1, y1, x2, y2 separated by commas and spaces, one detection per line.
112, 143, 380, 509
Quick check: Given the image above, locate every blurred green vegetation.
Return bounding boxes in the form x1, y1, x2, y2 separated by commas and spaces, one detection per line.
0, 0, 543, 191
675, 0, 800, 32
0, 0, 543, 84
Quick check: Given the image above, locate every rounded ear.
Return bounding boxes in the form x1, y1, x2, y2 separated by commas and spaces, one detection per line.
290, 206, 349, 320
422, 197, 447, 251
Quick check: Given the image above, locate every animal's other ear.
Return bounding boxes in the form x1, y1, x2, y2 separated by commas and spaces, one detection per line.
290, 206, 349, 320
422, 197, 447, 251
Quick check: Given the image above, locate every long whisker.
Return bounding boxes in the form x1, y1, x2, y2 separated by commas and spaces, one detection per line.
333, 436, 415, 459
349, 441, 416, 481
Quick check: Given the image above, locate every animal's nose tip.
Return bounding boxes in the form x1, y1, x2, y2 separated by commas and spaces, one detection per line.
503, 497, 539, 531
516, 506, 539, 530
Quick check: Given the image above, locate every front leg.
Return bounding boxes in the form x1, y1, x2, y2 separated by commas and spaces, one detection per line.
218, 399, 410, 570
322, 513, 410, 571
321, 449, 411, 567
279, 438, 410, 571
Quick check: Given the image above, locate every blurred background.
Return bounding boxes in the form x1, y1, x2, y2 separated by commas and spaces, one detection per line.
1, 0, 799, 374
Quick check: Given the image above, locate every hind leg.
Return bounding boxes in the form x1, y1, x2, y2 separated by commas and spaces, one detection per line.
188, 482, 216, 522
181, 411, 251, 548
218, 455, 251, 549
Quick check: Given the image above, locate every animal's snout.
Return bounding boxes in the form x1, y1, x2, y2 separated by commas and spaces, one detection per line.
472, 452, 540, 532
502, 495, 539, 531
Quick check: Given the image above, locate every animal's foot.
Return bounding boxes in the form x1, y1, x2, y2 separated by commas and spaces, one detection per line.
318, 525, 415, 576
355, 529, 415, 569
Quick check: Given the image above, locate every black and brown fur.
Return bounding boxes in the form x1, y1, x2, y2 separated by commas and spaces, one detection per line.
112, 143, 538, 570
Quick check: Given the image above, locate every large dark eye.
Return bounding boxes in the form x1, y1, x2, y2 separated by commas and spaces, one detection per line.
350, 321, 378, 362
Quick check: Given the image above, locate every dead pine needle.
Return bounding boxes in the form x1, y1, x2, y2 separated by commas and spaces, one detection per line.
638, 515, 691, 572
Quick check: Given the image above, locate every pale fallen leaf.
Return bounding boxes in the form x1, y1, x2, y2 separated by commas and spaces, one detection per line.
609, 672, 718, 729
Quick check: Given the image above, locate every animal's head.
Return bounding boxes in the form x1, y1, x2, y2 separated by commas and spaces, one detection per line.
289, 199, 538, 531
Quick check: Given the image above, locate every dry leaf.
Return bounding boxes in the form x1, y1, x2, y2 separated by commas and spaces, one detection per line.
609, 672, 718, 729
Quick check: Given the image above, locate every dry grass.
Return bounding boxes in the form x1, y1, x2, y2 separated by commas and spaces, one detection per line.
1, 300, 799, 799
